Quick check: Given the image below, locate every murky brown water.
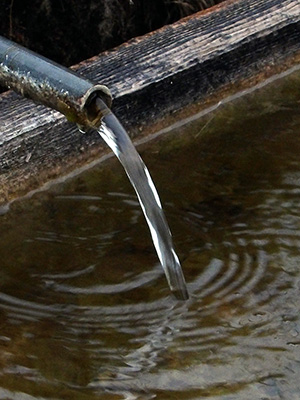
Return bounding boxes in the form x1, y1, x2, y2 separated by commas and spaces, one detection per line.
0, 66, 300, 399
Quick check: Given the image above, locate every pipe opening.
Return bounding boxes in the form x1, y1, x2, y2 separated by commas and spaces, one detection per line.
83, 87, 112, 128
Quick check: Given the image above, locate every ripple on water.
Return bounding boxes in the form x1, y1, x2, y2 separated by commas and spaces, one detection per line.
0, 69, 300, 399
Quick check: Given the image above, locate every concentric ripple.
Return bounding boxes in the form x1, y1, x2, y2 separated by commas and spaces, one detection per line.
0, 68, 300, 399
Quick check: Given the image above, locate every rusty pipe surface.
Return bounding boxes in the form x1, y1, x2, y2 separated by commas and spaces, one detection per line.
0, 36, 112, 127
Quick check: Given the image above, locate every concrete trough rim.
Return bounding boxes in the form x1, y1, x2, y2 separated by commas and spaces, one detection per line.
0, 0, 299, 204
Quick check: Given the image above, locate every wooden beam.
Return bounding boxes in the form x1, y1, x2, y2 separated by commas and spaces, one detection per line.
0, 0, 299, 204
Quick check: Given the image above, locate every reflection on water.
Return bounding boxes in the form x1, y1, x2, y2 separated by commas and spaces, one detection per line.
0, 67, 300, 399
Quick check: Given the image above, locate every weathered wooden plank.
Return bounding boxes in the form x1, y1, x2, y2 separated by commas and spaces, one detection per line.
0, 0, 299, 204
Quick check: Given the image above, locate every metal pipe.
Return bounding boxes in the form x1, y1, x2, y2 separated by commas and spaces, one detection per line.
0, 36, 112, 128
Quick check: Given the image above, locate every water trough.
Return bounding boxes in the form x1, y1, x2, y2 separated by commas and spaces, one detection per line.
0, 0, 299, 204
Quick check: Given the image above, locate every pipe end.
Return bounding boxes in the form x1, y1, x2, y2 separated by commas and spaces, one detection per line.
82, 84, 112, 128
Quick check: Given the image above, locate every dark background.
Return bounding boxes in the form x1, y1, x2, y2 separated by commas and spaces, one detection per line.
0, 0, 223, 66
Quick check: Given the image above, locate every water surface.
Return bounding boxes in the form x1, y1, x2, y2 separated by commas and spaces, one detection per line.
0, 67, 300, 399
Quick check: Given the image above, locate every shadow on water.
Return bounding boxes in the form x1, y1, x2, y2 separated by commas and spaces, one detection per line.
0, 66, 300, 398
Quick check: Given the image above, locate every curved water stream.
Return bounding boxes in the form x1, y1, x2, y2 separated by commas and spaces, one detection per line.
0, 68, 299, 399
98, 103, 188, 300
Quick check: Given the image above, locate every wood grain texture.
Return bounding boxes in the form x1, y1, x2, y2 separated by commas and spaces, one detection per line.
0, 0, 299, 204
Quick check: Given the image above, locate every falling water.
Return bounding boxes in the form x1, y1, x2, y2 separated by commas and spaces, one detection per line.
95, 97, 188, 300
